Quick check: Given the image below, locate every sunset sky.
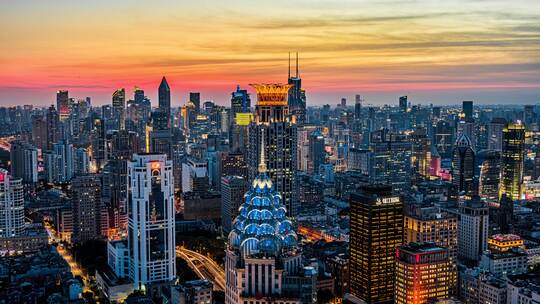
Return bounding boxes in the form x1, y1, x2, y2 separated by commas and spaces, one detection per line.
1, 0, 540, 106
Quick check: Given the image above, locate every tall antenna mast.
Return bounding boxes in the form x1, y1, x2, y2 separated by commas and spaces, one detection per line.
296, 52, 299, 78
288, 52, 291, 79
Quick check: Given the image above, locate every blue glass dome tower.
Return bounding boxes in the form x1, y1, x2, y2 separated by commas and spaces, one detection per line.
225, 128, 311, 304
228, 132, 297, 258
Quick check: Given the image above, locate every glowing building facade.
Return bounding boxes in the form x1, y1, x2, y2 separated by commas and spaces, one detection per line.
404, 208, 458, 293
112, 88, 126, 131
499, 122, 525, 200
0, 169, 24, 238
395, 243, 450, 304
226, 138, 315, 304
349, 184, 404, 304
248, 83, 298, 217
127, 154, 176, 289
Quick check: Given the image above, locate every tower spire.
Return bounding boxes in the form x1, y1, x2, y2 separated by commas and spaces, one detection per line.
295, 52, 299, 78
258, 130, 267, 174
288, 52, 291, 79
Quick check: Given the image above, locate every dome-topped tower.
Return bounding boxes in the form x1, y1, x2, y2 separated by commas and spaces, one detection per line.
228, 132, 297, 258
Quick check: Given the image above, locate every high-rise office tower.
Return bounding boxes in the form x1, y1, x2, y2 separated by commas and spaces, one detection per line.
72, 174, 101, 243
31, 114, 48, 150
475, 122, 489, 151
341, 97, 347, 107
308, 130, 325, 174
74, 147, 90, 175
230, 85, 251, 123
462, 100, 473, 121
52, 141, 74, 182
220, 176, 248, 233
488, 118, 506, 151
158, 77, 171, 128
452, 134, 475, 196
134, 86, 145, 104
369, 129, 412, 194
355, 95, 362, 119
0, 169, 24, 238
128, 154, 176, 288
404, 207, 458, 293
112, 88, 126, 130
410, 128, 432, 181
523, 105, 536, 126
10, 140, 38, 183
56, 90, 70, 121
287, 53, 307, 124
189, 92, 201, 113
248, 83, 298, 217
225, 146, 314, 304
107, 130, 140, 216
499, 122, 525, 200
478, 150, 501, 200
395, 243, 450, 304
46, 105, 60, 150
150, 111, 172, 160
458, 197, 489, 262
399, 96, 408, 112
434, 120, 455, 159
349, 184, 404, 304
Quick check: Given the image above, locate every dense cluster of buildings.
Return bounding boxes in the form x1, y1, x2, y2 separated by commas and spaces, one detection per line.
1, 57, 540, 303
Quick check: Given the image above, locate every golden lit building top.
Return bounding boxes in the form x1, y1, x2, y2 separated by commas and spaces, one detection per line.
250, 83, 292, 106
488, 234, 524, 252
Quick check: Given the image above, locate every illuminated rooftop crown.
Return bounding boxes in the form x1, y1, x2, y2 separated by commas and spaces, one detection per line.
250, 83, 292, 106
228, 132, 297, 257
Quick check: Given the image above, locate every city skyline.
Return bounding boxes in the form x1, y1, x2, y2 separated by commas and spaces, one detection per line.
2, 0, 540, 106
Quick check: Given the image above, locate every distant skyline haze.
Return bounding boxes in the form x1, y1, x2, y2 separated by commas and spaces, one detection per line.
1, 0, 540, 106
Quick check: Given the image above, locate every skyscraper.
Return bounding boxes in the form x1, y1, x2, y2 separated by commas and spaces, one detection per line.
488, 118, 506, 151
355, 95, 362, 119
434, 120, 454, 159
72, 174, 101, 243
0, 169, 24, 238
308, 130, 325, 174
220, 175, 247, 233
52, 141, 74, 182
458, 197, 489, 262
158, 77, 171, 128
349, 184, 404, 304
287, 52, 307, 124
478, 150, 501, 200
410, 127, 432, 181
399, 96, 408, 112
499, 122, 525, 200
225, 144, 314, 304
189, 92, 201, 113
112, 88, 126, 130
31, 114, 48, 150
462, 100, 473, 121
46, 105, 60, 150
369, 129, 412, 194
127, 154, 176, 289
248, 83, 298, 217
404, 207, 458, 293
10, 140, 38, 184
452, 134, 475, 196
395, 243, 450, 304
56, 90, 70, 121
230, 85, 251, 123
